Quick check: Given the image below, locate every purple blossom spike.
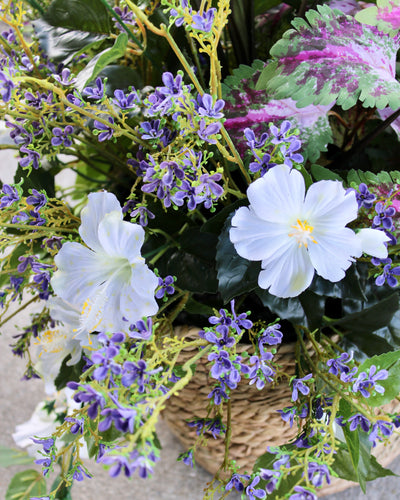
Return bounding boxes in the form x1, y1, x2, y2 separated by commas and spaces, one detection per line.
197, 118, 221, 144
196, 93, 225, 119
19, 146, 40, 170
226, 472, 251, 493
356, 183, 376, 209
0, 184, 19, 208
307, 462, 331, 487
26, 189, 47, 211
94, 117, 114, 142
191, 8, 216, 32
348, 413, 370, 432
53, 68, 77, 86
291, 373, 313, 401
83, 77, 104, 100
0, 71, 14, 101
289, 486, 317, 500
245, 476, 266, 500
51, 125, 74, 147
113, 88, 140, 109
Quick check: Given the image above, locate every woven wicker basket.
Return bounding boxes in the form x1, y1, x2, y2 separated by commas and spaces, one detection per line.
162, 326, 400, 495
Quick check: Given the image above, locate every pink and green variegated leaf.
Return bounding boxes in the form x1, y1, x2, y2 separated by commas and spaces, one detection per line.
256, 5, 400, 111
222, 61, 334, 161
356, 0, 400, 35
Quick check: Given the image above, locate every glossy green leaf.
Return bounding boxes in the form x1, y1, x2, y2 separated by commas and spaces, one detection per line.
75, 33, 128, 91
33, 19, 106, 64
358, 350, 400, 406
5, 469, 47, 500
216, 214, 260, 303
332, 291, 399, 336
44, 0, 112, 33
256, 290, 306, 325
0, 445, 33, 467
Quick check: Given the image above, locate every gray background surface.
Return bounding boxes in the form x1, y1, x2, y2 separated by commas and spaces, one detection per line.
1, 149, 400, 499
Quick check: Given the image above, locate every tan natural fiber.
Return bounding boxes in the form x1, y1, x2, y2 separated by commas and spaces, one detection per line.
162, 326, 400, 494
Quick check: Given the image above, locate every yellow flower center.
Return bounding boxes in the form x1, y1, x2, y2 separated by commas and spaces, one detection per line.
34, 329, 67, 355
288, 219, 317, 248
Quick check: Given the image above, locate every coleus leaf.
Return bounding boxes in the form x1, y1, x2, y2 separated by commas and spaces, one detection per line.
355, 0, 400, 35
256, 5, 400, 111
222, 60, 334, 162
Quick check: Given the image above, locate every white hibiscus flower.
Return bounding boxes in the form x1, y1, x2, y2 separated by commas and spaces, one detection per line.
230, 164, 389, 298
34, 296, 96, 394
50, 191, 159, 335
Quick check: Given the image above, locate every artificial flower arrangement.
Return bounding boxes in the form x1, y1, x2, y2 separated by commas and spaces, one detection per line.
2, 0, 400, 499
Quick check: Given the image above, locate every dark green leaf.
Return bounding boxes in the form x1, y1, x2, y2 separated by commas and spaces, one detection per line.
33, 19, 106, 64
44, 0, 112, 33
298, 290, 325, 329
216, 214, 259, 303
75, 33, 128, 91
310, 263, 367, 301
54, 354, 86, 391
0, 445, 33, 467
256, 290, 306, 325
200, 199, 247, 235
5, 469, 47, 500
332, 292, 399, 336
14, 163, 56, 198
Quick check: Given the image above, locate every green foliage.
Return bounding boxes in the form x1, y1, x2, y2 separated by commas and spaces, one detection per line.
358, 350, 400, 406
75, 32, 129, 91
5, 469, 47, 500
54, 355, 86, 391
43, 0, 112, 33
216, 214, 260, 303
347, 169, 400, 187
33, 19, 106, 64
0, 445, 33, 467
256, 5, 400, 110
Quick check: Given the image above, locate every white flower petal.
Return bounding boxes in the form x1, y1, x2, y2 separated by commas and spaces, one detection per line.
259, 243, 315, 298
119, 265, 159, 325
79, 191, 122, 252
308, 227, 361, 282
356, 228, 390, 258
51, 242, 110, 307
47, 296, 81, 330
304, 181, 358, 228
247, 164, 305, 223
230, 206, 290, 261
97, 211, 145, 260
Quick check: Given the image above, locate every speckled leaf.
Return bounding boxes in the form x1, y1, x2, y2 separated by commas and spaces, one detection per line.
222, 61, 334, 161
355, 0, 400, 35
256, 5, 400, 110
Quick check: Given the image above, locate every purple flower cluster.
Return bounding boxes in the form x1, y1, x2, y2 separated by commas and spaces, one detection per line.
51, 125, 74, 147
140, 153, 224, 211
187, 416, 226, 439
91, 332, 125, 382
169, 2, 216, 33
244, 121, 303, 176
32, 437, 56, 476
352, 365, 388, 398
371, 257, 400, 287
0, 184, 19, 208
99, 444, 159, 478
291, 374, 313, 402
10, 188, 48, 228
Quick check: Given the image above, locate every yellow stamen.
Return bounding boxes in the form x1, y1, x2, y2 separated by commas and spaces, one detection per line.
288, 219, 318, 248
